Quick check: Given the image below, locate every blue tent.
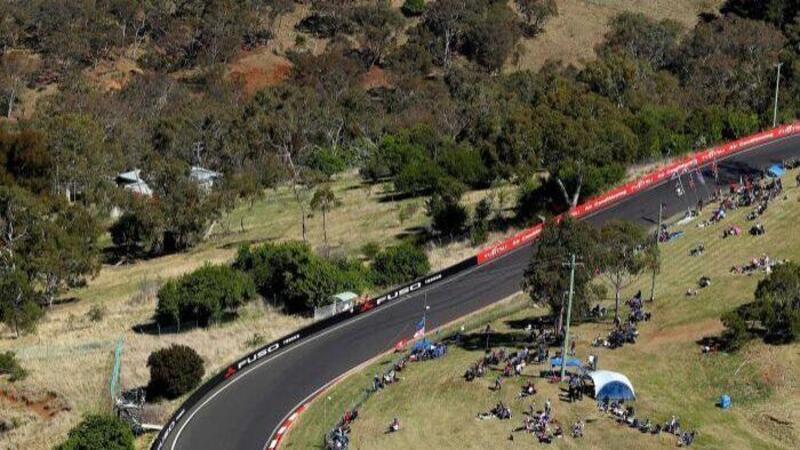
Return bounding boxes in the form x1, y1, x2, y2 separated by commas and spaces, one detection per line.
549, 357, 582, 368
588, 370, 636, 401
767, 164, 785, 178
411, 338, 430, 353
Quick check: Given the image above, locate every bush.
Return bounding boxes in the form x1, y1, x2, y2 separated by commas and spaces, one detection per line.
305, 147, 348, 178
86, 304, 105, 322
155, 264, 256, 328
401, 0, 426, 17
0, 351, 27, 382
235, 242, 370, 314
428, 196, 469, 236
56, 414, 134, 450
109, 199, 164, 257
147, 344, 205, 399
361, 242, 381, 260
371, 242, 430, 286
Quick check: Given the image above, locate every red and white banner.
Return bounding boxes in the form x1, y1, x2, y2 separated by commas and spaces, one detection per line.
477, 123, 800, 265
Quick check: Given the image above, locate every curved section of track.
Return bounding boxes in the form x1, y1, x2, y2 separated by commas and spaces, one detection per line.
164, 135, 800, 450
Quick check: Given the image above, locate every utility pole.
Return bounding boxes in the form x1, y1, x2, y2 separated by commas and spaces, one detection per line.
560, 254, 577, 380
773, 62, 783, 127
649, 203, 663, 303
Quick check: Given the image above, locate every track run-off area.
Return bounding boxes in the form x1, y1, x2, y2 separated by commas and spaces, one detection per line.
152, 125, 800, 450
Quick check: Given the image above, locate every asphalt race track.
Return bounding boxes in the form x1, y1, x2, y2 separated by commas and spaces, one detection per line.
165, 135, 800, 450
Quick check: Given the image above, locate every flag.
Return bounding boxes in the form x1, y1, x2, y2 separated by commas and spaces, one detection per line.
413, 317, 426, 339
696, 169, 706, 186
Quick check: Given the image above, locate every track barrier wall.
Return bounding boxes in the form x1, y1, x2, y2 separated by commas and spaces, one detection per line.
151, 123, 800, 450
476, 123, 800, 264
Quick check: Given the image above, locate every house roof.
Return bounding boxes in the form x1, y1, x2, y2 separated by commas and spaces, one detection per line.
331, 292, 359, 302
117, 169, 143, 183
190, 166, 222, 182
123, 180, 153, 196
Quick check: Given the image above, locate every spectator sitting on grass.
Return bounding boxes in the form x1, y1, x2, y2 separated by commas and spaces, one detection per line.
572, 420, 585, 438
518, 380, 536, 398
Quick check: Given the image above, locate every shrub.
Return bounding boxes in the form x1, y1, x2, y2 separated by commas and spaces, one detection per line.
109, 199, 164, 257
401, 0, 426, 17
306, 147, 348, 178
361, 242, 381, 260
56, 414, 134, 450
371, 242, 430, 286
428, 197, 469, 237
86, 304, 105, 322
0, 351, 27, 382
155, 264, 256, 328
235, 242, 370, 314
147, 344, 205, 399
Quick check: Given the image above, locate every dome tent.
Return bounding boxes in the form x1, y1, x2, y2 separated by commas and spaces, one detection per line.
588, 370, 635, 401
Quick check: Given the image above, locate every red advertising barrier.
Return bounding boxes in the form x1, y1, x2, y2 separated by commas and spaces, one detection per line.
477, 123, 800, 265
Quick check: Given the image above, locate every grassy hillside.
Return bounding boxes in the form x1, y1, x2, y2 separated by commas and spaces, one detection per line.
512, 0, 723, 71
0, 173, 510, 450
284, 168, 800, 450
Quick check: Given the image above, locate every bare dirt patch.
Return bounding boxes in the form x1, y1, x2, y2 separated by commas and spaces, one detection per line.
360, 66, 391, 90
0, 388, 70, 421
228, 50, 292, 96
83, 53, 143, 92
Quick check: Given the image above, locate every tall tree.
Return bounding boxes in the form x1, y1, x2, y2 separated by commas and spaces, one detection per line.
597, 220, 657, 321
523, 218, 599, 335
515, 0, 559, 37
0, 51, 38, 119
40, 112, 118, 205
422, 0, 469, 68
310, 184, 338, 251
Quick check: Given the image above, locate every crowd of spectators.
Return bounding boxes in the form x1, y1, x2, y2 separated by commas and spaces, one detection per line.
597, 400, 697, 446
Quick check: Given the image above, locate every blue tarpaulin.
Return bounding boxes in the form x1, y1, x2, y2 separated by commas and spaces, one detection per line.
767, 164, 785, 178
550, 357, 582, 368
719, 394, 731, 409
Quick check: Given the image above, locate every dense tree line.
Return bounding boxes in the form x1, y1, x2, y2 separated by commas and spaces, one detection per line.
2, 1, 799, 335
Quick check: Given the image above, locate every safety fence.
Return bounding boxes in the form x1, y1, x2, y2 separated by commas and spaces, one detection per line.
151, 123, 800, 450
476, 123, 800, 265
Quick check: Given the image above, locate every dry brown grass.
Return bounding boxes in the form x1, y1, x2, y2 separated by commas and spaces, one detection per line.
0, 173, 505, 449
510, 0, 723, 72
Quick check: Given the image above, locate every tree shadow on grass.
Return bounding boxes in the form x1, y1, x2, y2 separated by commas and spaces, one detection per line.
131, 311, 239, 335
504, 316, 553, 330
455, 331, 530, 352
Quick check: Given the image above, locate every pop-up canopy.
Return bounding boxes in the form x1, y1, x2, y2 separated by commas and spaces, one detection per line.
549, 357, 582, 368
767, 164, 785, 178
588, 370, 636, 401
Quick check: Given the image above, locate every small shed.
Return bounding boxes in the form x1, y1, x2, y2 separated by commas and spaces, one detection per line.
587, 370, 636, 401
116, 169, 153, 197
190, 166, 222, 190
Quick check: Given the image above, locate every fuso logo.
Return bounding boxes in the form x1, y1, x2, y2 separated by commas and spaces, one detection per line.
376, 281, 423, 305
236, 334, 300, 370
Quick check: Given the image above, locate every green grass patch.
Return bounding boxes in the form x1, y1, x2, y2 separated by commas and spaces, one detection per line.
285, 170, 800, 450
